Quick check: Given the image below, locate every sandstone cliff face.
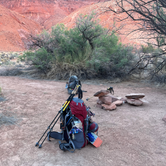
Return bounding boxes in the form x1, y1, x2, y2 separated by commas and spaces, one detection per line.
0, 0, 144, 51
58, 1, 145, 46
0, 0, 109, 51
0, 0, 60, 26
0, 5, 42, 51
0, 0, 106, 28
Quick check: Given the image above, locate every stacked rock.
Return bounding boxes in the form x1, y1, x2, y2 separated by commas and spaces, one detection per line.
94, 90, 125, 111
125, 93, 145, 106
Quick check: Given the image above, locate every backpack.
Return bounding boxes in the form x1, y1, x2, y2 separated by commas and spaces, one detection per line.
48, 97, 99, 152
36, 83, 100, 152
66, 76, 81, 94
68, 97, 99, 148
69, 97, 88, 147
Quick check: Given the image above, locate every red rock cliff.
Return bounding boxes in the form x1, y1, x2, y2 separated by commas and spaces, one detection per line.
0, 0, 106, 28
58, 1, 146, 46
0, 5, 42, 51
0, 0, 145, 51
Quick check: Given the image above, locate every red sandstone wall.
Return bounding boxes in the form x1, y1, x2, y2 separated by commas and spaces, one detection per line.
0, 0, 106, 27
0, 5, 42, 51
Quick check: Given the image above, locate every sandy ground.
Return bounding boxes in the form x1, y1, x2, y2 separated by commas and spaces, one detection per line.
0, 76, 166, 166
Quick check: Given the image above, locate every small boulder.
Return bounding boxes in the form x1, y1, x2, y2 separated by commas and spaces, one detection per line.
108, 94, 119, 102
126, 98, 143, 106
113, 100, 123, 106
101, 103, 117, 111
97, 99, 103, 105
99, 95, 112, 105
94, 90, 110, 97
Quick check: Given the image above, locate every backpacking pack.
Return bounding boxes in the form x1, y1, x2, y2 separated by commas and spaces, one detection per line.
36, 83, 100, 152
69, 97, 88, 147
47, 97, 99, 152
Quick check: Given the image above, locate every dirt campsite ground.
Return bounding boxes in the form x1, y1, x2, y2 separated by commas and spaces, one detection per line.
0, 76, 166, 166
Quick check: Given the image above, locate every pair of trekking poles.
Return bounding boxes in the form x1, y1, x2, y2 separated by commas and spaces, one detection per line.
35, 84, 81, 149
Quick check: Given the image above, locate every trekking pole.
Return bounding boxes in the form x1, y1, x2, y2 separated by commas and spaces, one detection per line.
86, 96, 95, 101
35, 99, 70, 148
35, 84, 81, 148
35, 102, 69, 148
35, 110, 61, 148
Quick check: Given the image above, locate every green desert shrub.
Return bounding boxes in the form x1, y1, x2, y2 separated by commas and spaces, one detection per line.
23, 48, 55, 74
23, 13, 136, 79
141, 43, 161, 54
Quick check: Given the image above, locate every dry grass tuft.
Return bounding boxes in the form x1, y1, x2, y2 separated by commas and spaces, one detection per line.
0, 87, 18, 126
47, 62, 96, 80
0, 112, 18, 126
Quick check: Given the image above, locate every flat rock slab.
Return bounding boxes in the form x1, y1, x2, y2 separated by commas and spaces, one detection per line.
125, 93, 145, 99
94, 90, 110, 97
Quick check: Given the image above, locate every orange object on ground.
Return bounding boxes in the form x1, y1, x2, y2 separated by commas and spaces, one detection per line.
88, 132, 103, 148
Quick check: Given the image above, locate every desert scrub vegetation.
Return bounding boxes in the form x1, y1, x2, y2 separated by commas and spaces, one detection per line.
0, 87, 18, 126
0, 106, 18, 126
0, 86, 6, 102
0, 112, 18, 126
106, 0, 166, 83
22, 13, 136, 80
